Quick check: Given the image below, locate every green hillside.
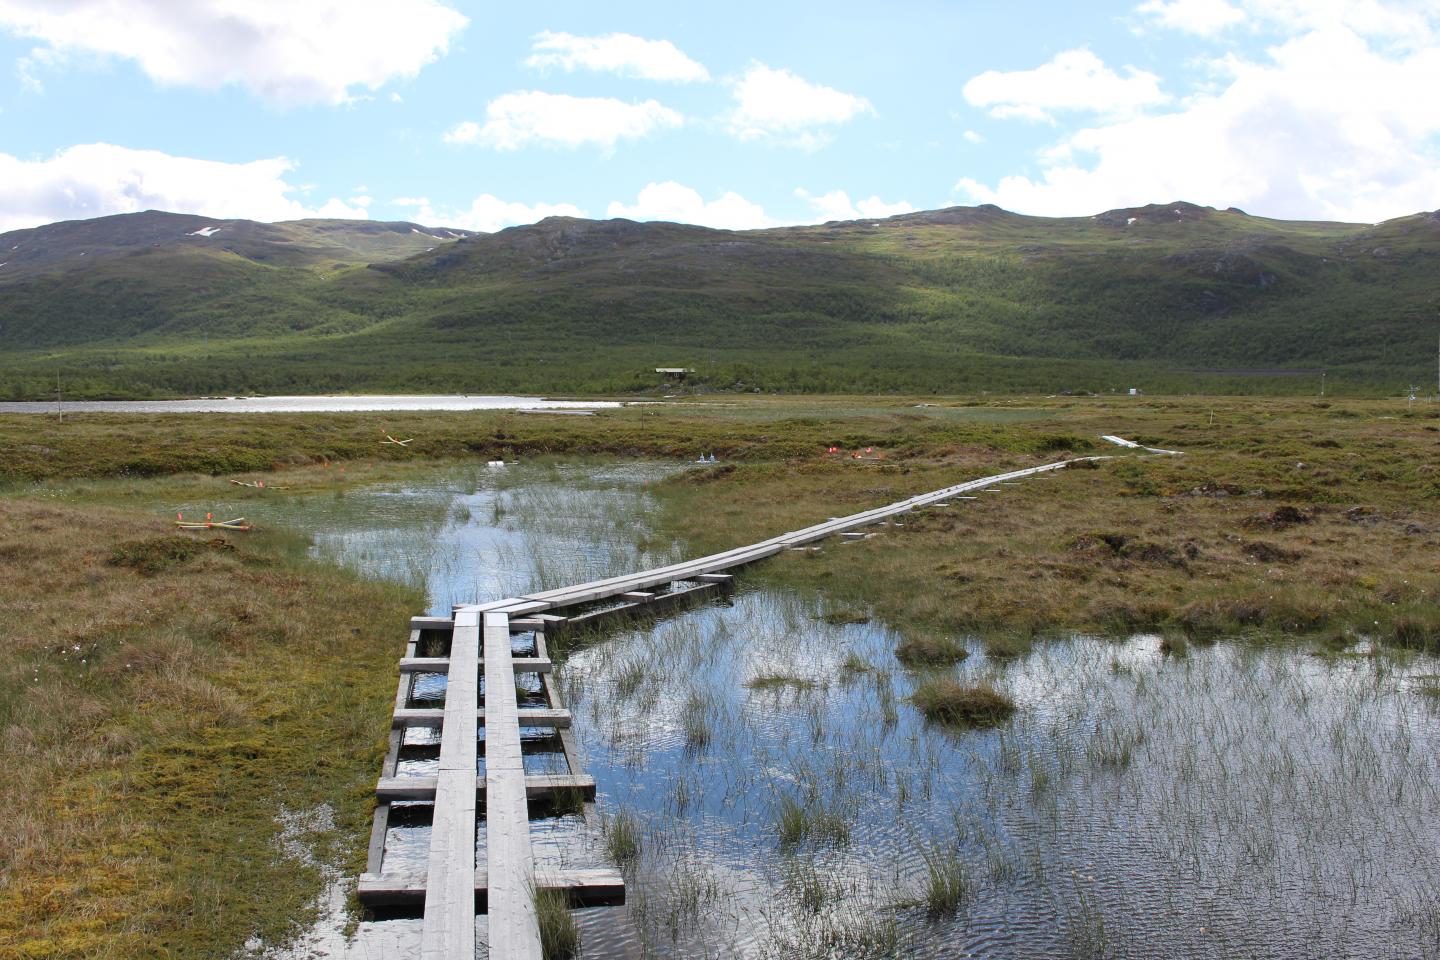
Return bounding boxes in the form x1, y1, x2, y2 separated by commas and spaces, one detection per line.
1, 203, 1437, 398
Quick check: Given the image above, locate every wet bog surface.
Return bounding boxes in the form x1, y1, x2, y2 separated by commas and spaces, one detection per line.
251, 463, 1440, 960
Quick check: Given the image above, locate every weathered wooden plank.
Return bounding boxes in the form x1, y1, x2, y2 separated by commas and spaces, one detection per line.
483, 609, 543, 959
400, 656, 552, 674
419, 608, 479, 960
357, 867, 626, 908
410, 616, 454, 632
375, 773, 596, 801
390, 707, 572, 728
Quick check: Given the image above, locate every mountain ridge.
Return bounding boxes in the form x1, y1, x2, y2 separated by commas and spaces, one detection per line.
0, 202, 1435, 398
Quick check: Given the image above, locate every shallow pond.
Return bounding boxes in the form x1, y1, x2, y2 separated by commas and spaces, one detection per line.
253, 462, 1440, 960
170, 460, 685, 615
0, 394, 622, 414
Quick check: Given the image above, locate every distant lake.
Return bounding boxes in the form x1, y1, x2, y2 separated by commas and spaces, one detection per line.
0, 394, 624, 414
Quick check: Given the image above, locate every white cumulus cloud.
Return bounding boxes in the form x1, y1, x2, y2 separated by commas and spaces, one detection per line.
445, 91, 683, 151
606, 181, 773, 230
525, 30, 708, 82
0, 143, 370, 232
955, 24, 1440, 222
391, 195, 584, 233
963, 49, 1168, 121
795, 188, 915, 222
0, 0, 467, 105
726, 63, 873, 148
1136, 0, 1246, 35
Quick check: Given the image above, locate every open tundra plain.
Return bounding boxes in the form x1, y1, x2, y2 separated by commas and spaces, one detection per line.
1, 394, 1437, 958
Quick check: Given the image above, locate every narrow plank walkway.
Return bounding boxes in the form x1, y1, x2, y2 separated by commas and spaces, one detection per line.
481, 609, 542, 957
359, 437, 1171, 958
419, 607, 480, 960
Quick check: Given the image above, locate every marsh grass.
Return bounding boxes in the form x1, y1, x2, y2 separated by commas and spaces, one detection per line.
911, 678, 1016, 727
1066, 886, 1110, 960
533, 886, 580, 960
655, 397, 1440, 649
603, 809, 643, 866
681, 688, 714, 749
919, 844, 972, 916
0, 498, 417, 957
775, 796, 852, 847
1088, 725, 1147, 772
819, 608, 871, 626
783, 858, 837, 915
895, 634, 970, 666
985, 630, 1036, 661
1159, 632, 1189, 657
745, 671, 820, 692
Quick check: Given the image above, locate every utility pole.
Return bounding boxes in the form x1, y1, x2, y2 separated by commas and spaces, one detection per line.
55, 369, 62, 424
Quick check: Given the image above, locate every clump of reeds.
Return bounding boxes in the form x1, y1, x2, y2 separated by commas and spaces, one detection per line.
681, 689, 712, 748
1158, 632, 1188, 657
534, 886, 579, 959
920, 844, 972, 916
911, 678, 1015, 727
1389, 615, 1439, 653
784, 858, 833, 914
604, 809, 642, 865
745, 671, 819, 691
895, 634, 969, 666
984, 630, 1034, 660
775, 796, 851, 846
819, 608, 871, 625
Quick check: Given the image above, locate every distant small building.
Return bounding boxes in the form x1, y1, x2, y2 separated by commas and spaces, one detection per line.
656, 367, 695, 381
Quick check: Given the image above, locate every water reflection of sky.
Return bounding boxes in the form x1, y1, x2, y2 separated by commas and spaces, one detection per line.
560, 592, 1440, 959
252, 463, 1440, 960
177, 460, 685, 615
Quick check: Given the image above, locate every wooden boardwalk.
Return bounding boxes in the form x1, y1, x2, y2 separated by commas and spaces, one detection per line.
358, 441, 1156, 958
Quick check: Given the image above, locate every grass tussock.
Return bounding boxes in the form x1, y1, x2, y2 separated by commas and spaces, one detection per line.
775, 796, 851, 847
745, 671, 820, 691
920, 845, 972, 917
911, 678, 1016, 728
604, 810, 643, 866
985, 631, 1035, 660
1159, 633, 1189, 657
534, 887, 580, 960
895, 634, 970, 666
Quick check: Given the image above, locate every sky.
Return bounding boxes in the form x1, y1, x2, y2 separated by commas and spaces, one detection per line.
0, 0, 1438, 234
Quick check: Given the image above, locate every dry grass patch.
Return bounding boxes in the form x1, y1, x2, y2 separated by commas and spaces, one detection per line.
0, 497, 417, 957
658, 397, 1440, 645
